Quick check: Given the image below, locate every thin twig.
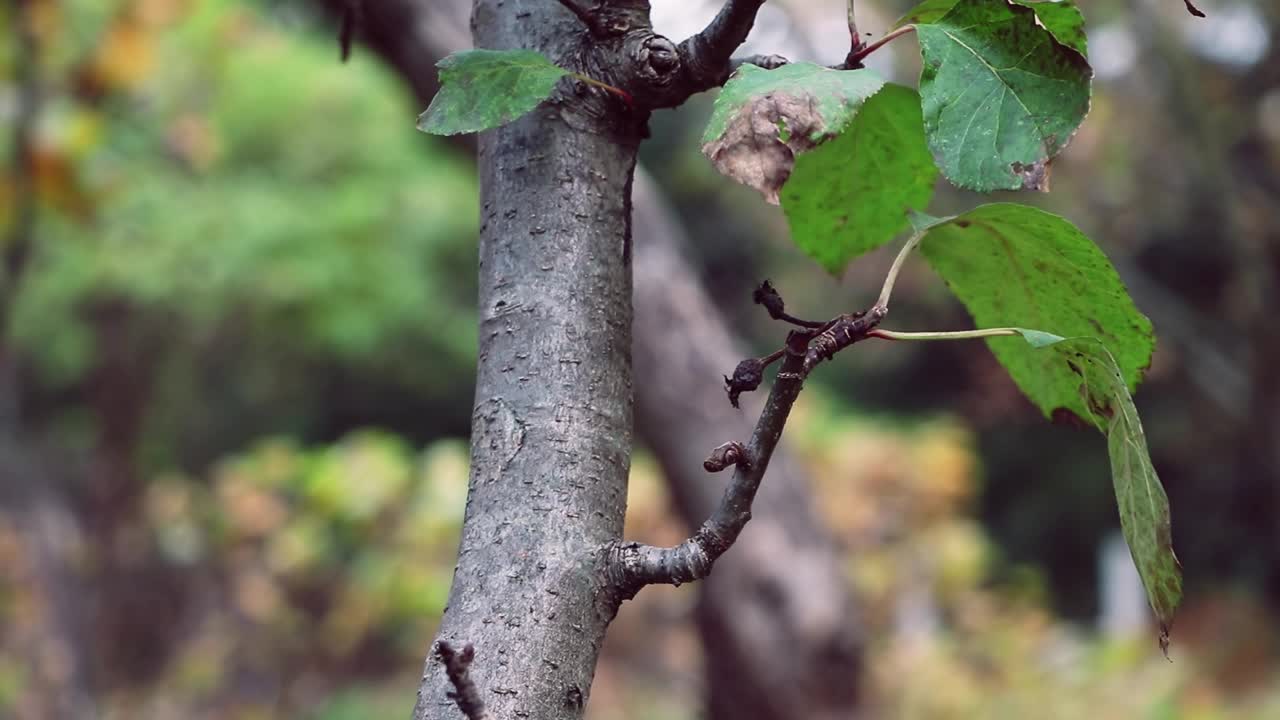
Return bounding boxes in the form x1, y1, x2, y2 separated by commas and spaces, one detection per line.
847, 25, 915, 66
610, 273, 887, 591
435, 641, 489, 720
754, 280, 827, 328
610, 340, 809, 591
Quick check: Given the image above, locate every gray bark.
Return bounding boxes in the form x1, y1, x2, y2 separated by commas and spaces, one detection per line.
413, 3, 641, 718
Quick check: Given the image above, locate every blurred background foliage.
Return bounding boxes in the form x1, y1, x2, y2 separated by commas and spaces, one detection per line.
1, 0, 1278, 717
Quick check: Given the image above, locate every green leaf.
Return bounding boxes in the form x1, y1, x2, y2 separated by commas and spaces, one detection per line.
1016, 0, 1089, 56
417, 49, 570, 136
1013, 334, 1181, 649
897, 0, 1089, 56
913, 0, 1092, 191
701, 63, 885, 203
780, 85, 938, 274
918, 203, 1153, 422
895, 0, 963, 27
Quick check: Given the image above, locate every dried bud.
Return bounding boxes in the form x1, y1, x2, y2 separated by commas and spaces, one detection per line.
753, 280, 786, 319
724, 358, 764, 408
703, 441, 751, 473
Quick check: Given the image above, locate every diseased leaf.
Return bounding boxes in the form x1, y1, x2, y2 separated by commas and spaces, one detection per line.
701, 63, 885, 203
897, 0, 1089, 57
780, 85, 938, 274
1012, 333, 1182, 652
913, 0, 1092, 191
417, 49, 569, 136
918, 203, 1153, 422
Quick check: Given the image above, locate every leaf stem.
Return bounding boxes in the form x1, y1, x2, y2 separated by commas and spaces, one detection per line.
847, 25, 915, 65
569, 72, 634, 107
874, 230, 924, 312
869, 327, 1022, 342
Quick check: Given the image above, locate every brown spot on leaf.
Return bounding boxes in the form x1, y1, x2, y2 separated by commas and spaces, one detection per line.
1011, 159, 1052, 191
1050, 407, 1088, 428
1085, 391, 1114, 420
702, 93, 838, 204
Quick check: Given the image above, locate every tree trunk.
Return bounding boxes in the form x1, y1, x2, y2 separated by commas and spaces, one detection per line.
329, 2, 868, 717
413, 3, 641, 717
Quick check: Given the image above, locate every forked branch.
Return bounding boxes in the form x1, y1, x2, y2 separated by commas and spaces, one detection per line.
606, 230, 930, 593
609, 269, 887, 593
677, 0, 768, 90
609, 337, 808, 593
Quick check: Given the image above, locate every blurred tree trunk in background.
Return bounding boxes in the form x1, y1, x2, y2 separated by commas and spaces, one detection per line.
324, 1, 866, 717
1, 3, 96, 716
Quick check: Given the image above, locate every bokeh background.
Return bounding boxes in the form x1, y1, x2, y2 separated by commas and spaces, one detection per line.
1, 0, 1278, 717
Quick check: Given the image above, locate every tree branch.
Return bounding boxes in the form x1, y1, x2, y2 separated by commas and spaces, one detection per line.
434, 641, 489, 720
676, 0, 768, 91
610, 274, 885, 592
609, 336, 808, 593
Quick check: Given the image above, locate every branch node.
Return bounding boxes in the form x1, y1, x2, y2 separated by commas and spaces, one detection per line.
704, 441, 751, 472
801, 307, 884, 375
